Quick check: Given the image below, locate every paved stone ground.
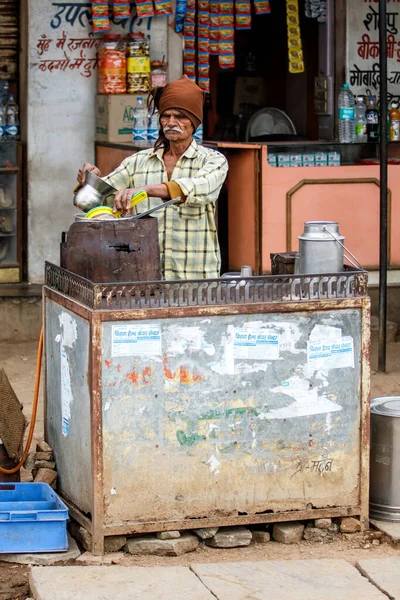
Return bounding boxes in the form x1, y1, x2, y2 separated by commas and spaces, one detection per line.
29, 558, 400, 600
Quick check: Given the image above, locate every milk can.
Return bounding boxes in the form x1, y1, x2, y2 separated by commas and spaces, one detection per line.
298, 221, 344, 274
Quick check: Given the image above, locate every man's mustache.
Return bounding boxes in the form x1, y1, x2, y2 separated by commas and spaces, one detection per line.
163, 126, 184, 134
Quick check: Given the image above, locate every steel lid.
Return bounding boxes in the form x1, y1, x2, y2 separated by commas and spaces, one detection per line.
371, 397, 400, 417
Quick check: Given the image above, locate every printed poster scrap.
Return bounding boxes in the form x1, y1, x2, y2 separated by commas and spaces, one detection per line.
112, 324, 162, 357
307, 336, 354, 372
233, 328, 280, 360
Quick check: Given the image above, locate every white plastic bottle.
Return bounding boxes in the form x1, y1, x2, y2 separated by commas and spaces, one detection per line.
147, 109, 159, 141
132, 97, 147, 141
354, 95, 367, 143
338, 83, 355, 144
5, 94, 19, 140
0, 104, 5, 139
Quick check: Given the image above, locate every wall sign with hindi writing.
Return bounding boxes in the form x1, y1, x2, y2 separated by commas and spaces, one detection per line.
347, 0, 400, 105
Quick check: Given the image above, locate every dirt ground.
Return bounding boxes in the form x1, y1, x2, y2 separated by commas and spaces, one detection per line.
0, 332, 399, 598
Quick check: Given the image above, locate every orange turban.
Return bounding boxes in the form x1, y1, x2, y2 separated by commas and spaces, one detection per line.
153, 75, 204, 130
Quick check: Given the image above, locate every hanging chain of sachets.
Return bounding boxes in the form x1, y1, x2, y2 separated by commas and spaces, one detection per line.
92, 1, 111, 33
184, 0, 196, 80
286, 0, 304, 73
175, 0, 188, 32
209, 0, 219, 54
218, 1, 235, 69
197, 0, 210, 91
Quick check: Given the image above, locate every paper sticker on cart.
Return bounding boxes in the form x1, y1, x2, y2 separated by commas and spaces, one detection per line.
307, 336, 354, 371
233, 328, 280, 360
112, 324, 162, 357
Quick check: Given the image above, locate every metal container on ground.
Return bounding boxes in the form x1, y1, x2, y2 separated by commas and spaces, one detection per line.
43, 262, 370, 555
370, 397, 400, 521
298, 221, 344, 274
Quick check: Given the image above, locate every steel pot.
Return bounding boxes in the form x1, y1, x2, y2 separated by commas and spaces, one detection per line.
298, 221, 344, 274
370, 397, 400, 522
73, 170, 117, 213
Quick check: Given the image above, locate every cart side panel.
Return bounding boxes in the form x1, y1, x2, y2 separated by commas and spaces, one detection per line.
101, 308, 362, 525
45, 299, 93, 514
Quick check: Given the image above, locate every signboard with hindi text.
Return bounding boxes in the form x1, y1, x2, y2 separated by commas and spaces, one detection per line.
346, 0, 400, 104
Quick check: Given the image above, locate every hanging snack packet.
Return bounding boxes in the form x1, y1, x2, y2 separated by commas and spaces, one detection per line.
236, 14, 251, 28
113, 0, 131, 18
198, 38, 209, 51
220, 14, 234, 25
198, 51, 210, 64
219, 1, 234, 13
92, 16, 111, 32
198, 25, 210, 38
187, 0, 196, 8
219, 41, 234, 53
154, 0, 174, 16
198, 64, 210, 77
136, 0, 155, 17
198, 78, 210, 91
175, 0, 187, 31
184, 61, 196, 76
209, 0, 219, 13
198, 11, 210, 24
210, 40, 219, 53
253, 0, 271, 14
92, 1, 109, 16
184, 24, 195, 36
219, 27, 234, 40
185, 9, 196, 22
184, 36, 196, 49
218, 54, 235, 68
199, 0, 209, 8
184, 49, 196, 61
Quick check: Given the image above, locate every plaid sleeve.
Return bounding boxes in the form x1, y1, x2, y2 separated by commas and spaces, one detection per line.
173, 150, 228, 207
103, 155, 137, 190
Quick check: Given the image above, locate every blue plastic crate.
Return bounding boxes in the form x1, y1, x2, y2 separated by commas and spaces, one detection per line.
0, 482, 69, 553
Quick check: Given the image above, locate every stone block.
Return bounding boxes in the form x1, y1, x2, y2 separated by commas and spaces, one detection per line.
272, 522, 305, 544
303, 526, 328, 542
68, 521, 92, 552
76, 551, 124, 565
126, 533, 199, 556
156, 531, 180, 540
252, 530, 271, 543
23, 451, 36, 471
34, 451, 53, 461
328, 523, 340, 534
36, 440, 53, 453
205, 527, 252, 548
34, 460, 56, 470
340, 517, 361, 534
104, 535, 127, 553
34, 468, 57, 485
357, 557, 400, 599
314, 518, 331, 530
193, 527, 219, 540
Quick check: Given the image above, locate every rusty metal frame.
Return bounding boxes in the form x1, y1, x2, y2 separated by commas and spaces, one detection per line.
43, 284, 371, 554
285, 178, 393, 269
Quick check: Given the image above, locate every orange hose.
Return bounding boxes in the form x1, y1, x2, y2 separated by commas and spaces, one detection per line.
0, 328, 43, 474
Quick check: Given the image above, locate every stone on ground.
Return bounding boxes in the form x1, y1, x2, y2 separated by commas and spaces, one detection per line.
0, 534, 80, 565
314, 518, 331, 530
357, 557, 400, 599
303, 526, 328, 542
340, 517, 361, 533
205, 527, 252, 548
37, 440, 52, 453
30, 566, 215, 600
328, 523, 339, 534
104, 535, 127, 553
68, 521, 126, 553
34, 468, 57, 485
34, 451, 53, 461
191, 559, 387, 599
34, 460, 56, 470
76, 551, 124, 565
23, 451, 36, 470
156, 531, 180, 540
272, 522, 304, 544
370, 519, 400, 542
193, 527, 219, 540
251, 530, 270, 543
125, 533, 199, 556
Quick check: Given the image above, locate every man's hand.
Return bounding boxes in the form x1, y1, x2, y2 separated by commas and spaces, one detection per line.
77, 163, 101, 186
113, 188, 142, 214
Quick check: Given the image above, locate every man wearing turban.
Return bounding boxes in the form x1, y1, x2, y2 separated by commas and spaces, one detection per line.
77, 76, 228, 280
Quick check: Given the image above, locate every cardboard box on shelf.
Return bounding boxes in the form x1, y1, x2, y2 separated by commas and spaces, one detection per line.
96, 94, 147, 143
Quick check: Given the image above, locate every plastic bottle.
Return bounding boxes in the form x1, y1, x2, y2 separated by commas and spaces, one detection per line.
0, 81, 9, 106
5, 94, 19, 140
147, 109, 159, 141
132, 97, 148, 141
354, 95, 367, 143
338, 83, 355, 143
0, 104, 5, 139
389, 100, 400, 141
366, 96, 379, 142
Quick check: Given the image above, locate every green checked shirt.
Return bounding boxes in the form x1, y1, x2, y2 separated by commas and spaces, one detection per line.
103, 140, 228, 281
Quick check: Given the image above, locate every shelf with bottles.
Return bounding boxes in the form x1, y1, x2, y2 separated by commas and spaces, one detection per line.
0, 81, 20, 142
